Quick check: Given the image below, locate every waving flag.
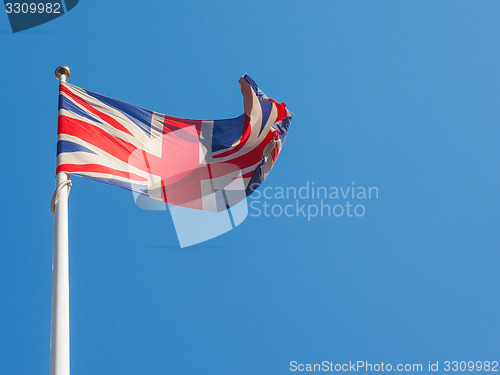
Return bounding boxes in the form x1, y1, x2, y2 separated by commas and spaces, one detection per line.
56, 75, 292, 211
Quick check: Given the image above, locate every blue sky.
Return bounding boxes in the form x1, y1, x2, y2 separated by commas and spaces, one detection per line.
1, 1, 499, 374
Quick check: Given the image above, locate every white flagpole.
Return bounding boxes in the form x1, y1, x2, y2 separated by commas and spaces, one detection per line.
50, 66, 72, 375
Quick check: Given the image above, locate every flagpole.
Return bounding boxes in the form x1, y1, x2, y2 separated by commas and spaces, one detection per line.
50, 66, 72, 375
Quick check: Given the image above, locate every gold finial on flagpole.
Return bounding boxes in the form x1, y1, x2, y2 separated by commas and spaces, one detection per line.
55, 66, 71, 81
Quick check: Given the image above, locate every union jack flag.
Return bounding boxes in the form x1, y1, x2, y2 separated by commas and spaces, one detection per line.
56, 75, 292, 211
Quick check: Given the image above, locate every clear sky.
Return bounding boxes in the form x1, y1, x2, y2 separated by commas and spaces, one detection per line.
1, 1, 499, 374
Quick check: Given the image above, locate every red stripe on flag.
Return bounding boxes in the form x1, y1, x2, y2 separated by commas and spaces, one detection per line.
58, 115, 145, 171
269, 99, 288, 123
60, 84, 135, 137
